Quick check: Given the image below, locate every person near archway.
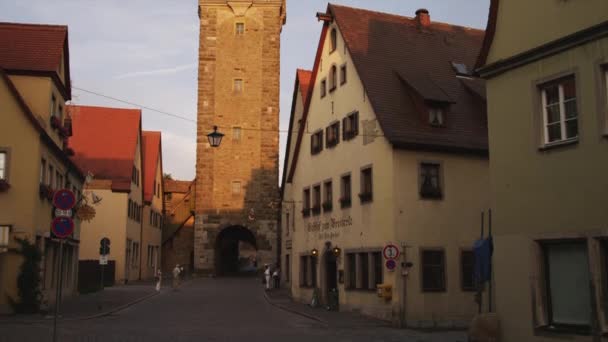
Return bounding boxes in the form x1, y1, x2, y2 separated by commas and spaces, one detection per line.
264, 264, 271, 290
272, 266, 280, 289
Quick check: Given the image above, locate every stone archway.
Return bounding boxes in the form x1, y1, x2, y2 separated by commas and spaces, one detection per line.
322, 249, 338, 304
214, 225, 258, 276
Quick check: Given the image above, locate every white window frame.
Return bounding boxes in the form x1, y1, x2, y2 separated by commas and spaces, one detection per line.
235, 22, 245, 36
540, 77, 578, 145
0, 151, 7, 181
429, 107, 444, 126
233, 79, 244, 93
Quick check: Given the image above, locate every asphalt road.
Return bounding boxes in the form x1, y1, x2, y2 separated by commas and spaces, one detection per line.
1, 278, 465, 342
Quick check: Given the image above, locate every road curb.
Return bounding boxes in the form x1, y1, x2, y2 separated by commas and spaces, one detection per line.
263, 291, 328, 325
0, 290, 160, 325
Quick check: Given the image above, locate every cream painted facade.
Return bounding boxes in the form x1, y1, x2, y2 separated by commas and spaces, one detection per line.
142, 155, 163, 280
478, 0, 608, 340
78, 133, 144, 284
0, 60, 83, 313
284, 20, 490, 327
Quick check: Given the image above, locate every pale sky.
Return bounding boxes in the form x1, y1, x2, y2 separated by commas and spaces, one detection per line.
0, 0, 490, 181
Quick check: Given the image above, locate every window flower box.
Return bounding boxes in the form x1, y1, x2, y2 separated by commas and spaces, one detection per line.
39, 184, 54, 201
339, 197, 351, 208
322, 202, 333, 212
50, 116, 61, 130
302, 208, 311, 218
311, 206, 321, 216
358, 192, 373, 203
0, 179, 10, 192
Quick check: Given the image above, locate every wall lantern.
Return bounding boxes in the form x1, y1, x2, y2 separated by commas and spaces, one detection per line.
207, 126, 224, 148
332, 246, 341, 257
311, 248, 318, 257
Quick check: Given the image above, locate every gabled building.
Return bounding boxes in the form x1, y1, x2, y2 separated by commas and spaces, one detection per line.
476, 0, 608, 340
282, 4, 490, 327
68, 105, 145, 284
141, 131, 164, 280
0, 23, 84, 313
280, 69, 312, 288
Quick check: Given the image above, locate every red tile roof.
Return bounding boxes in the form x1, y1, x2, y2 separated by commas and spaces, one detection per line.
142, 131, 162, 203
0, 22, 71, 98
330, 4, 488, 153
297, 69, 312, 107
67, 105, 141, 192
280, 69, 313, 195
164, 180, 193, 194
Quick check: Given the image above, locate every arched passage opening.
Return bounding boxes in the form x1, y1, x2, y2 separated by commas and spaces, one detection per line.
215, 226, 258, 276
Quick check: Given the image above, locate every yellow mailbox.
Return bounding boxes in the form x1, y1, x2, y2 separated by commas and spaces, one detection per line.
376, 284, 392, 300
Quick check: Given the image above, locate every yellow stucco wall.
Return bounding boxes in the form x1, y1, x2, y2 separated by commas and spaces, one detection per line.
486, 35, 608, 341
0, 74, 82, 313
486, 0, 608, 65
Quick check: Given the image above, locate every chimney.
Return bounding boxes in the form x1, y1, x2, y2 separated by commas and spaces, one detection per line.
415, 9, 431, 27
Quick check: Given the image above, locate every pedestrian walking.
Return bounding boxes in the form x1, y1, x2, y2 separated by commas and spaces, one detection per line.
173, 264, 181, 290
155, 269, 162, 292
264, 264, 271, 290
272, 267, 280, 289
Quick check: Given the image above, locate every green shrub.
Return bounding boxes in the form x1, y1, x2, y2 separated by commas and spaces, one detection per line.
9, 238, 42, 314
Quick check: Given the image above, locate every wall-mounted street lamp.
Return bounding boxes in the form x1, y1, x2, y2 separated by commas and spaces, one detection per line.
311, 248, 318, 257
332, 246, 341, 257
207, 126, 224, 148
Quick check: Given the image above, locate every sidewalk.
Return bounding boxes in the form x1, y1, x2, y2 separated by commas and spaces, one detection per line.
0, 281, 160, 324
264, 288, 468, 341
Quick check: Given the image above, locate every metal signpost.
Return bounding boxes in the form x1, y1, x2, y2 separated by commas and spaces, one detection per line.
51, 189, 75, 342
99, 238, 110, 290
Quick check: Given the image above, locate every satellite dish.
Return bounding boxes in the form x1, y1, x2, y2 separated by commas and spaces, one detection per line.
92, 192, 103, 205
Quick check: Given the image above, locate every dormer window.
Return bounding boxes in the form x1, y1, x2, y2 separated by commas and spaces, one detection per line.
429, 107, 444, 127
330, 28, 337, 53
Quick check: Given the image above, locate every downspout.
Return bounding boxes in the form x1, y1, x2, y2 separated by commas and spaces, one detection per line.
138, 129, 144, 281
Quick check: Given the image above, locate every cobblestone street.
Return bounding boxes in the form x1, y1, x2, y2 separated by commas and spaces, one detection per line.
1, 278, 466, 342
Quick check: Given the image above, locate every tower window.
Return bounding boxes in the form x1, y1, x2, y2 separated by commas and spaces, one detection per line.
234, 79, 243, 93
429, 107, 445, 127
235, 22, 245, 35
233, 127, 242, 141
329, 65, 337, 92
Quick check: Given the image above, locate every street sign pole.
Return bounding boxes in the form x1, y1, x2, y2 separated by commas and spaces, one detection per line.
100, 261, 105, 291
52, 239, 65, 342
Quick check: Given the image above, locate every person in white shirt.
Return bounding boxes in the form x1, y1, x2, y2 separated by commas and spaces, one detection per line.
172, 264, 181, 290
264, 265, 271, 290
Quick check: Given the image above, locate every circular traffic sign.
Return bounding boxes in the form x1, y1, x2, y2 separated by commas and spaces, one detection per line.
385, 259, 397, 271
53, 189, 76, 210
51, 217, 74, 239
383, 244, 400, 260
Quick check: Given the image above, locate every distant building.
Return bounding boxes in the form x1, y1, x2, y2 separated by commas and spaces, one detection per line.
69, 105, 146, 284
282, 5, 490, 327
0, 22, 84, 314
477, 0, 608, 340
161, 179, 194, 274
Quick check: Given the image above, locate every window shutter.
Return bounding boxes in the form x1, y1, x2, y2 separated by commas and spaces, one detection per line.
310, 135, 315, 154
319, 132, 323, 152
342, 118, 347, 140
326, 127, 330, 148
354, 112, 359, 135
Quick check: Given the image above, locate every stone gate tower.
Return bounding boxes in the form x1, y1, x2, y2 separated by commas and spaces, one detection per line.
194, 0, 286, 274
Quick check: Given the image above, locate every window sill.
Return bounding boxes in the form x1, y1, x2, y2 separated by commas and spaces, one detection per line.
343, 132, 357, 141
419, 191, 443, 201
322, 203, 333, 212
326, 141, 338, 148
538, 138, 579, 152
329, 86, 337, 93
311, 207, 321, 216
535, 324, 591, 336
339, 199, 351, 209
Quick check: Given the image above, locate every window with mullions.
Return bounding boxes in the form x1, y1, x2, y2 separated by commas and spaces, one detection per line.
340, 64, 347, 86
311, 131, 323, 155
235, 22, 245, 35
540, 76, 578, 144
0, 151, 7, 181
346, 253, 356, 289
421, 249, 446, 292
329, 65, 337, 92
359, 253, 369, 289
419, 163, 442, 199
461, 250, 475, 291
543, 241, 591, 329
343, 111, 359, 140
359, 167, 372, 203
302, 188, 311, 217
340, 174, 351, 208
312, 185, 321, 215
0, 225, 10, 253
323, 180, 332, 212
326, 121, 340, 148
372, 252, 383, 287
330, 28, 337, 52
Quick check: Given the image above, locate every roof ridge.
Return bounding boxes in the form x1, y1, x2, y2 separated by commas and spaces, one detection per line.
0, 22, 68, 30
329, 3, 485, 33
68, 104, 141, 112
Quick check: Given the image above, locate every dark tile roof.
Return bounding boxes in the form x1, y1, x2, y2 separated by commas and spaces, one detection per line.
0, 22, 66, 72
68, 105, 141, 192
330, 4, 488, 153
142, 131, 162, 203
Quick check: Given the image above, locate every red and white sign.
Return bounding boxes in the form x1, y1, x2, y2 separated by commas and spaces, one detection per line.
383, 244, 400, 260
53, 189, 76, 211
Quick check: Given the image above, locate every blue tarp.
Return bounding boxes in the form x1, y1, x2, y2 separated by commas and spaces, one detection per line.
473, 237, 493, 283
